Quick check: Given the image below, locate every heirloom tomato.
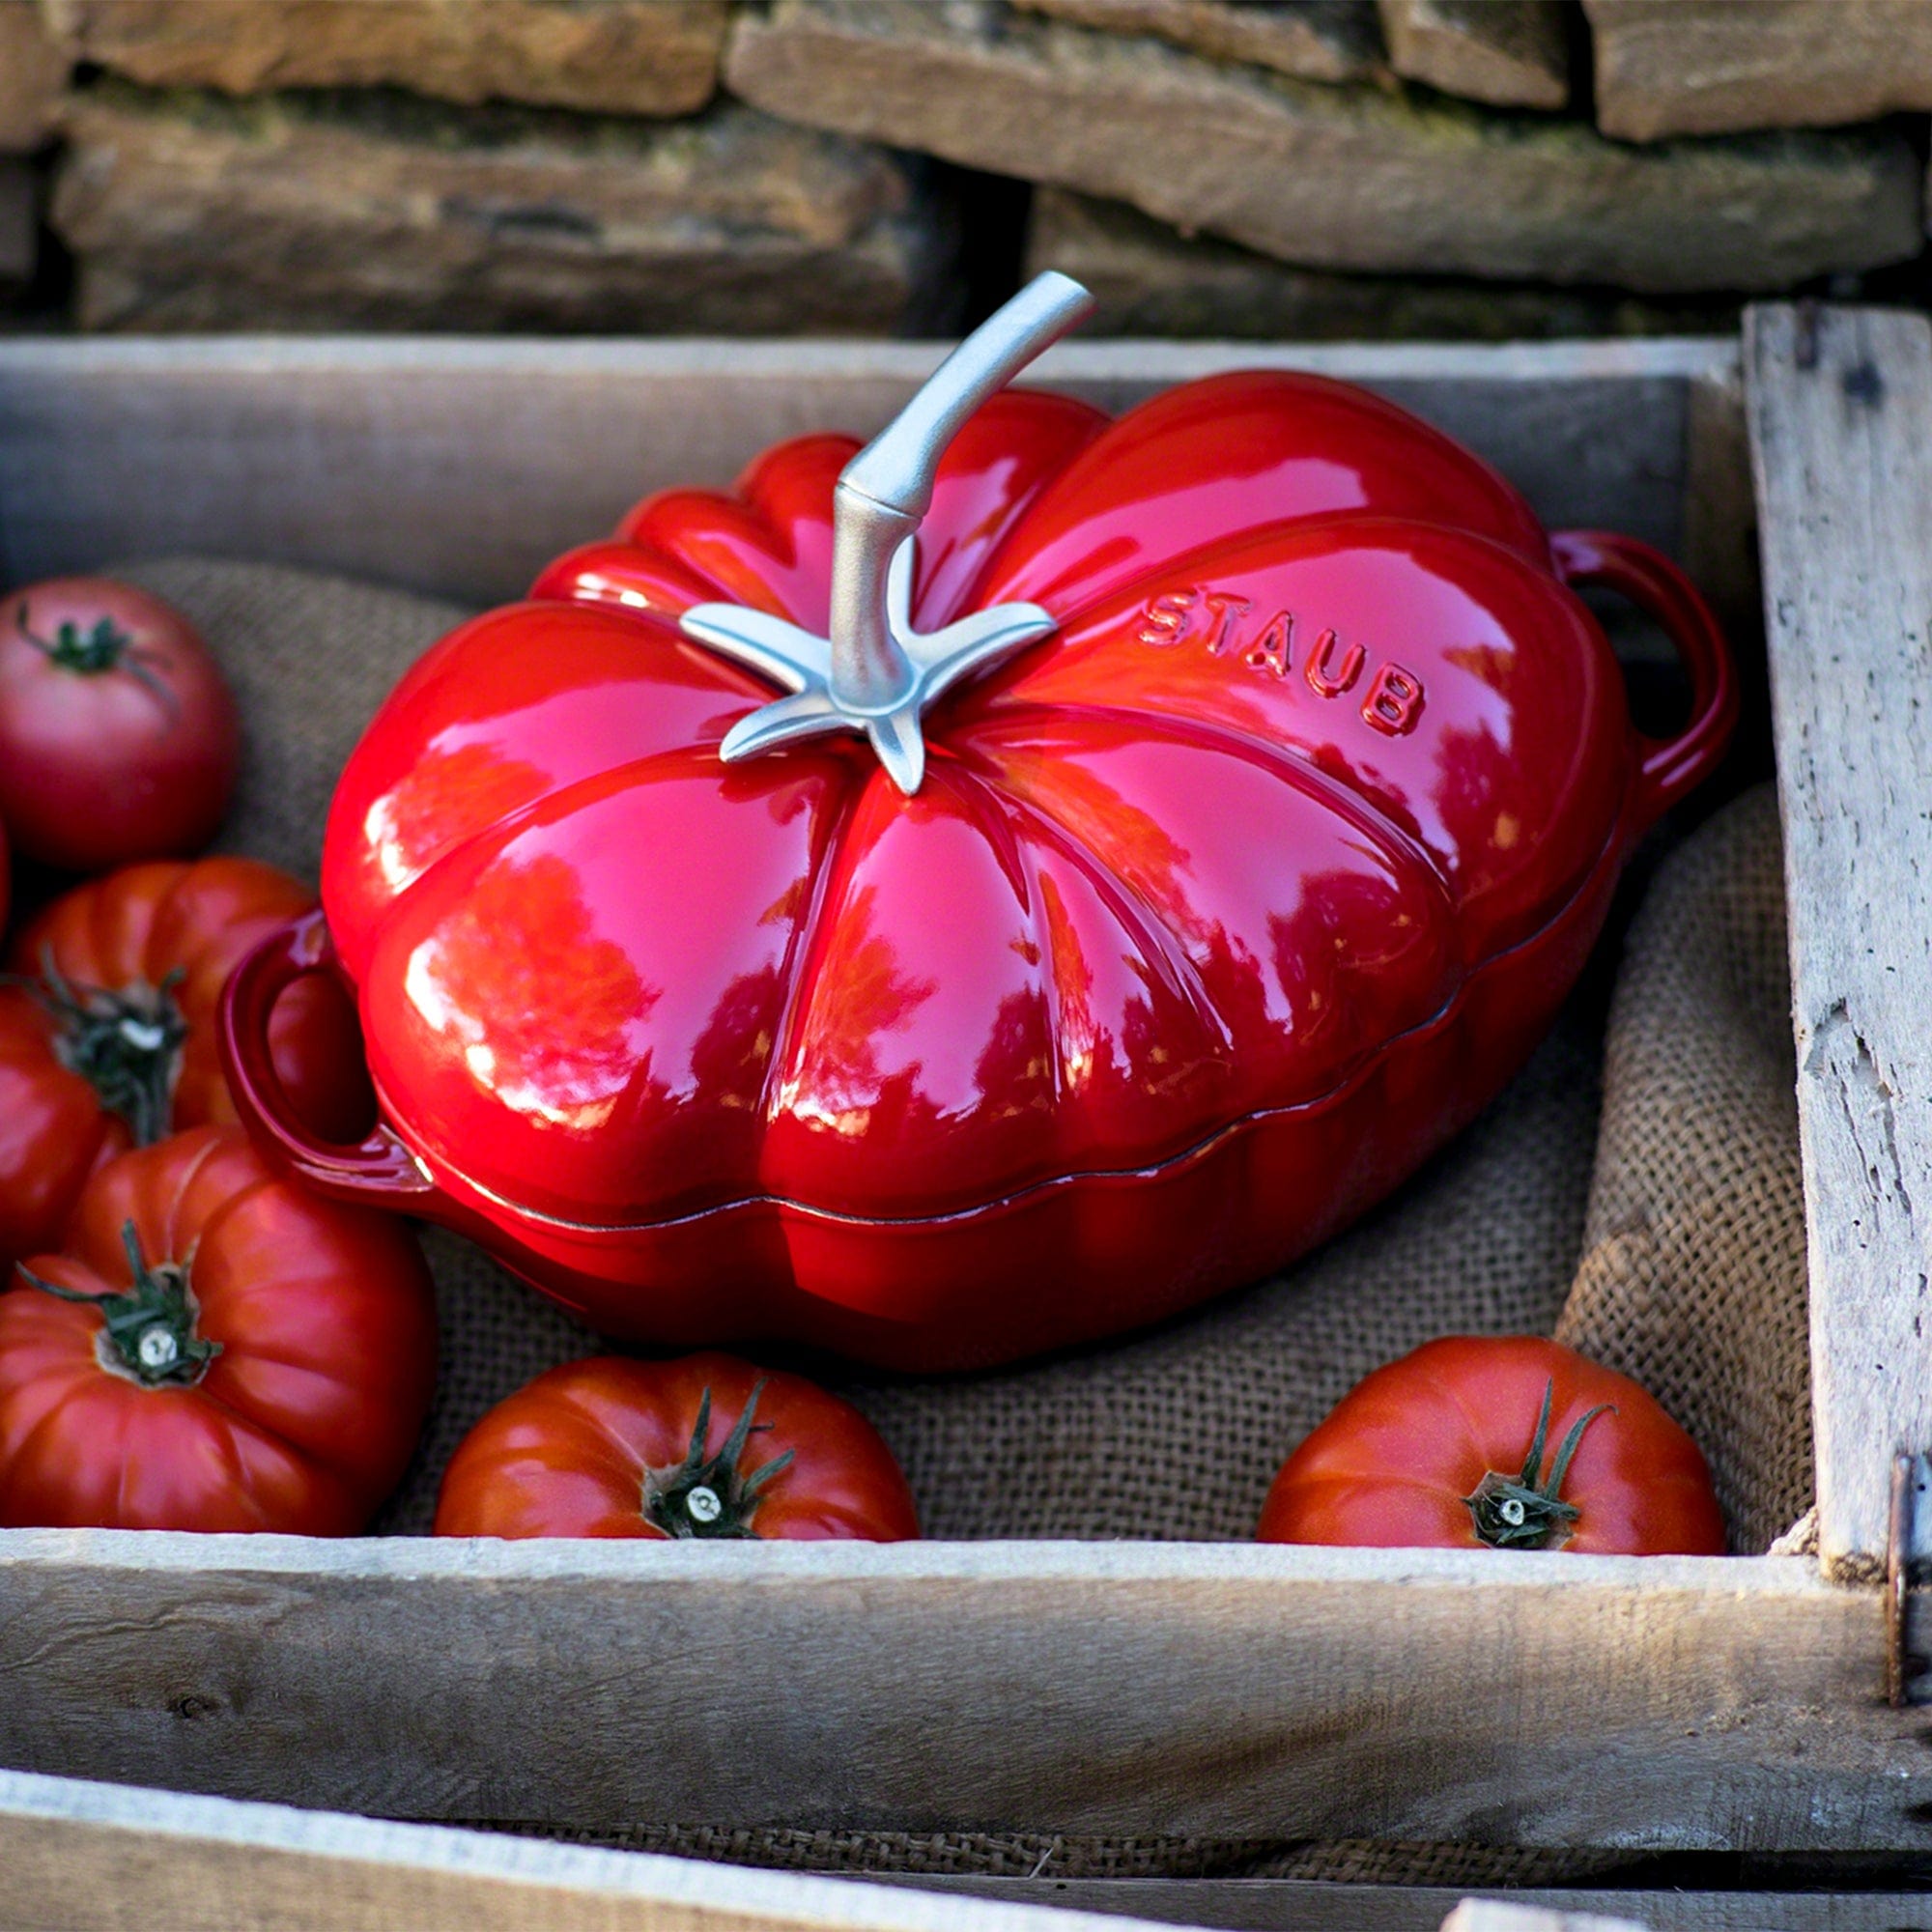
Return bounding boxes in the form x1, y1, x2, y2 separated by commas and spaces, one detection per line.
434, 1352, 918, 1542
0, 577, 240, 870
223, 275, 1735, 1371
1256, 1336, 1725, 1555
0, 858, 373, 1266
0, 1126, 436, 1533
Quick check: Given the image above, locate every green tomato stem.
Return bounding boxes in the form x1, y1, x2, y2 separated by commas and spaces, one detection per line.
642, 1379, 795, 1539
14, 948, 189, 1147
16, 1219, 221, 1389
15, 602, 180, 715
1463, 1378, 1615, 1550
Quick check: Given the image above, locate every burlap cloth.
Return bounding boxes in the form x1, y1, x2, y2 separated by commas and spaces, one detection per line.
117, 555, 1809, 1881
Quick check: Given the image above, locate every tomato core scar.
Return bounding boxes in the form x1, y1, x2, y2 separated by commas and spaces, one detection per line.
137, 1328, 180, 1371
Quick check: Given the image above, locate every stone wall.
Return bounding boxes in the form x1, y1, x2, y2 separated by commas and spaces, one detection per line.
3, 0, 1929, 336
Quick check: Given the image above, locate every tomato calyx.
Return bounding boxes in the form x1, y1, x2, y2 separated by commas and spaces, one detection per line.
1463, 1379, 1614, 1549
19, 950, 188, 1146
641, 1379, 796, 1539
15, 602, 180, 715
16, 1218, 222, 1388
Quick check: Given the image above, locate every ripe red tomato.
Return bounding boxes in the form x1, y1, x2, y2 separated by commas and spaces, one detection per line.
0, 1126, 437, 1532
434, 1352, 919, 1542
0, 858, 375, 1266
0, 577, 240, 870
1257, 1336, 1725, 1555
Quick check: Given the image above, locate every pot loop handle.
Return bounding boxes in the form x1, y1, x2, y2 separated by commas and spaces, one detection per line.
1550, 529, 1738, 835
217, 909, 437, 1208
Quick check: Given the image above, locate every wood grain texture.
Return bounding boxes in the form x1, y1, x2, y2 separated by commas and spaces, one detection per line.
0, 1768, 1162, 1932
0, 334, 1730, 606
1437, 1906, 1640, 1932
1681, 355, 1761, 651
0, 1533, 1922, 1850
11, 1770, 1932, 1932
898, 1882, 1932, 1932
1747, 305, 1932, 1586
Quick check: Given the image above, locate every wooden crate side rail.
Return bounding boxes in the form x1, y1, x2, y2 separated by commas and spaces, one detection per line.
0, 1533, 1924, 1852
0, 1771, 1675, 1932
0, 335, 1736, 608
19, 1769, 1932, 1932
1441, 1906, 1643, 1932
1746, 305, 1932, 1595
0, 1768, 1181, 1932
903, 1878, 1932, 1932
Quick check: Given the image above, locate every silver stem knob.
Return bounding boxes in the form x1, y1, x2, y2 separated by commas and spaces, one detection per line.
679, 272, 1095, 795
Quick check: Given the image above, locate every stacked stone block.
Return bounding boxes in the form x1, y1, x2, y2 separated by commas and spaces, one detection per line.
4, 0, 1931, 336
25, 0, 955, 332
0, 0, 67, 296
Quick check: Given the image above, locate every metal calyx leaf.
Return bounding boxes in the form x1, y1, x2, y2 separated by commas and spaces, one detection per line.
689, 537, 1056, 798
680, 273, 1091, 796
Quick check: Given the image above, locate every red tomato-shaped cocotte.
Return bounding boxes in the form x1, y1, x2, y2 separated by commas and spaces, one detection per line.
222, 298, 1734, 1371
0, 1127, 437, 1533
1257, 1336, 1725, 1555
434, 1351, 917, 1541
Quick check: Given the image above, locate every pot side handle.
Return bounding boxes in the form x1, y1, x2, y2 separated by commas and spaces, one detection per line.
217, 909, 438, 1208
1551, 529, 1738, 834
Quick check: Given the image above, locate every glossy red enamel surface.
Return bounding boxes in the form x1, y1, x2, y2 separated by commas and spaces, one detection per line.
270, 372, 1732, 1370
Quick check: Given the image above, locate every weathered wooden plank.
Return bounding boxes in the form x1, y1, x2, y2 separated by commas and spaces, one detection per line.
896, 1882, 1932, 1932
0, 334, 1729, 605
1681, 355, 1761, 651
0, 1533, 1920, 1851
1746, 305, 1932, 1587
1438, 1907, 1640, 1932
0, 1768, 1167, 1932
10, 1760, 1929, 1932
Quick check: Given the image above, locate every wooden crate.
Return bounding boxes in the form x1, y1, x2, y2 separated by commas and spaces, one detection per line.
0, 305, 1926, 1870
0, 1769, 1684, 1932
3, 1770, 1928, 1932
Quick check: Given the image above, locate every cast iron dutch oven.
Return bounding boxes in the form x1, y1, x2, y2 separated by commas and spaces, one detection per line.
221, 276, 1735, 1371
